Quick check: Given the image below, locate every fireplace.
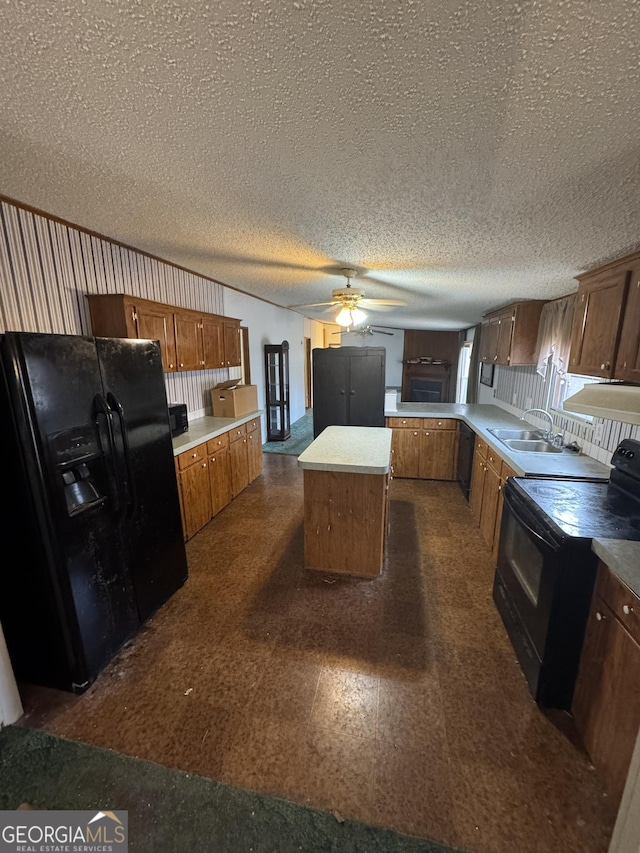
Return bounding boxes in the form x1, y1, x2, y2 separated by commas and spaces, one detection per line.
401, 360, 452, 403
409, 378, 445, 403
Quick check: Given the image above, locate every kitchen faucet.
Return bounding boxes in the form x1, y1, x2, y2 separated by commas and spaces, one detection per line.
520, 408, 556, 441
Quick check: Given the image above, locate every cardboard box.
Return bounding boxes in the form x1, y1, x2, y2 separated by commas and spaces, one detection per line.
211, 381, 258, 418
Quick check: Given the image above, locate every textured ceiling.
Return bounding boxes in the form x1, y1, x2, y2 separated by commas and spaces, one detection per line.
1, 0, 639, 330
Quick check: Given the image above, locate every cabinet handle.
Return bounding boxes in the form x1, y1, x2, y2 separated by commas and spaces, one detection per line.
340, 389, 345, 395
402, 419, 407, 424
202, 463, 207, 469
623, 604, 633, 615
437, 421, 442, 426
180, 362, 184, 368
425, 431, 430, 436
596, 611, 604, 621
493, 356, 498, 362
169, 363, 174, 368
191, 453, 197, 458
413, 431, 418, 436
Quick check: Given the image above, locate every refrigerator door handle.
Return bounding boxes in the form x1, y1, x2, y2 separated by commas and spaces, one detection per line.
93, 393, 124, 517
107, 391, 137, 518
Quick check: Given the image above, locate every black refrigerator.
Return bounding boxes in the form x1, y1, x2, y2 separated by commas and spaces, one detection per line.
0, 331, 188, 693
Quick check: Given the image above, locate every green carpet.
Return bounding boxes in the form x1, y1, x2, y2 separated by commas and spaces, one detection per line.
0, 726, 467, 853
262, 409, 314, 456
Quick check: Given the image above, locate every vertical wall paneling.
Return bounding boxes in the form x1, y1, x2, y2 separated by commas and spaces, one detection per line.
0, 198, 230, 416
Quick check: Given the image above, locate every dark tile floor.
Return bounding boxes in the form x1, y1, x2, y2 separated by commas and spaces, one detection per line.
18, 454, 617, 853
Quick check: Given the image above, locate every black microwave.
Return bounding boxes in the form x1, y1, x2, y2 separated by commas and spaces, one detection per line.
168, 403, 188, 437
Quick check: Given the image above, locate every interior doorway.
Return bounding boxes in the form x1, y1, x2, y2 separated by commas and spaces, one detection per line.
304, 337, 312, 409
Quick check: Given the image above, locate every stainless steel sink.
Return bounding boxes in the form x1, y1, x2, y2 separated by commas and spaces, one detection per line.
488, 428, 545, 441
500, 438, 562, 453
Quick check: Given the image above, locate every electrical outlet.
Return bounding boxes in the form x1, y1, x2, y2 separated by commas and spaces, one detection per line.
512, 392, 518, 406
594, 421, 604, 445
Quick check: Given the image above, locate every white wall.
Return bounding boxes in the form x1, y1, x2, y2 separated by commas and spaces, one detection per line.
335, 329, 405, 389
0, 625, 22, 726
222, 289, 326, 436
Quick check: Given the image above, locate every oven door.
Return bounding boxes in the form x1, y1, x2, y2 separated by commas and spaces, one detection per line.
495, 483, 565, 659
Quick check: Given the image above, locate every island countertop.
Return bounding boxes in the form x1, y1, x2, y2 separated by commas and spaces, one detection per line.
297, 425, 393, 475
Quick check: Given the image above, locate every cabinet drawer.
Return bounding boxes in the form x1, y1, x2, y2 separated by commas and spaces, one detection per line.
421, 418, 457, 430
229, 423, 247, 443
387, 417, 422, 429
245, 417, 260, 434
207, 432, 230, 453
475, 438, 488, 460
486, 448, 503, 474
177, 443, 206, 470
596, 562, 640, 645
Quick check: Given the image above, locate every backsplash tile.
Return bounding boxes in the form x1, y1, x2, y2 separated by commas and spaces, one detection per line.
492, 364, 639, 465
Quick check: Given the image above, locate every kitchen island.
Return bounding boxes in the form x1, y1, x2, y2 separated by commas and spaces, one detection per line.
297, 425, 393, 577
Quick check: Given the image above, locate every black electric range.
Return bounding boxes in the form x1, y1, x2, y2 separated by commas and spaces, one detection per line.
493, 438, 640, 709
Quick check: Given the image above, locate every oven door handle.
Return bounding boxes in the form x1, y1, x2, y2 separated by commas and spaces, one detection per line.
503, 488, 560, 553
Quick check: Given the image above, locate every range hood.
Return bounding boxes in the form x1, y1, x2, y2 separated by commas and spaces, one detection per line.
563, 383, 640, 425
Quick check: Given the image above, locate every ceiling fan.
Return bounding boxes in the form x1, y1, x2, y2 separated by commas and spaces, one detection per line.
288, 268, 406, 327
332, 324, 395, 339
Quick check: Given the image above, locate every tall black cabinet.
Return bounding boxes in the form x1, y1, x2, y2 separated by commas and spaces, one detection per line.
312, 346, 386, 438
264, 340, 291, 441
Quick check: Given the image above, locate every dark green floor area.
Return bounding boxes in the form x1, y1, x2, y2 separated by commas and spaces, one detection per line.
262, 410, 314, 456
0, 725, 465, 853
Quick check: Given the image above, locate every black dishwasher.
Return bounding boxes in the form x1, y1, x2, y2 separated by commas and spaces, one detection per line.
457, 421, 475, 500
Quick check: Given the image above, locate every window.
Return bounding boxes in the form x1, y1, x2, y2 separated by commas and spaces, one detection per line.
547, 364, 600, 420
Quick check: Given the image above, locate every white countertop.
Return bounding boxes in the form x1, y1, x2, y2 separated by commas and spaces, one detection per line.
172, 410, 262, 456
592, 539, 640, 598
297, 425, 393, 474
386, 403, 611, 480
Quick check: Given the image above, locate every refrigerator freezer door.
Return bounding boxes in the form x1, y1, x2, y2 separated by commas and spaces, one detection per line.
0, 332, 139, 690
96, 337, 188, 623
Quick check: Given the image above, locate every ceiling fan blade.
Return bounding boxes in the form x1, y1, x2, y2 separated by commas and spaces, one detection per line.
287, 301, 338, 308
360, 298, 407, 306
373, 330, 394, 335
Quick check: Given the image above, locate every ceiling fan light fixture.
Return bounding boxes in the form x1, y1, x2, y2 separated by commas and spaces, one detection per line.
336, 306, 354, 326
350, 307, 367, 325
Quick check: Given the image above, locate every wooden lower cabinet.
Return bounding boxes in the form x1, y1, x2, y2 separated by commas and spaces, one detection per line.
176, 417, 263, 540
303, 469, 388, 577
469, 437, 516, 556
387, 417, 458, 480
175, 445, 212, 541
208, 444, 232, 517
572, 562, 640, 808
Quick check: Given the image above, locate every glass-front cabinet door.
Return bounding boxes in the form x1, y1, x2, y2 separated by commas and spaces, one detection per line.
264, 341, 290, 441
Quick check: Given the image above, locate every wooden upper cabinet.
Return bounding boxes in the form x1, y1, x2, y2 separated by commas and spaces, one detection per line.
174, 310, 204, 372
201, 315, 225, 369
480, 301, 544, 366
569, 267, 630, 378
86, 293, 242, 374
223, 319, 242, 367
87, 294, 177, 372
614, 263, 640, 382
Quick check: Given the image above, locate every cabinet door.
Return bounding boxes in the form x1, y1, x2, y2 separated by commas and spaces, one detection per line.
174, 310, 204, 372
202, 315, 225, 369
312, 350, 349, 436
246, 429, 263, 482
223, 320, 242, 367
178, 459, 212, 540
573, 598, 640, 807
208, 447, 232, 517
569, 268, 630, 378
495, 309, 514, 366
480, 318, 498, 363
135, 301, 177, 372
615, 267, 640, 382
390, 429, 421, 478
229, 436, 249, 498
479, 462, 501, 546
469, 451, 486, 522
347, 352, 385, 427
419, 428, 457, 480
